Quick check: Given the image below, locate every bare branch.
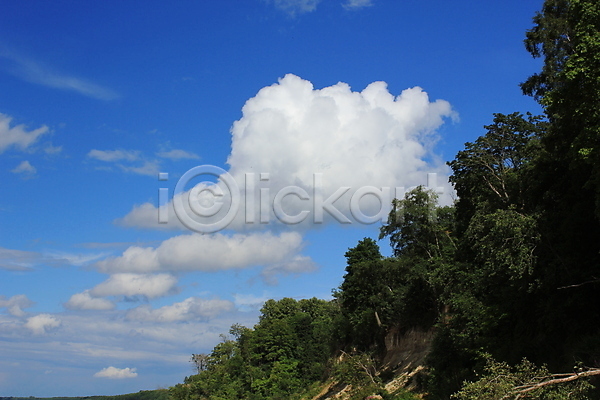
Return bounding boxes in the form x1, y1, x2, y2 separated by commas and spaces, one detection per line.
500, 368, 600, 400
557, 278, 600, 290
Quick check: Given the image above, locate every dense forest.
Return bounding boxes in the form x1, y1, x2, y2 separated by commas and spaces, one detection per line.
169, 0, 600, 399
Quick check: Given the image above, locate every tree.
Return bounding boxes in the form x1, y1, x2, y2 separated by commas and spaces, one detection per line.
523, 0, 600, 217
191, 353, 209, 373
448, 112, 544, 234
380, 186, 456, 261
520, 1, 600, 370
344, 237, 382, 266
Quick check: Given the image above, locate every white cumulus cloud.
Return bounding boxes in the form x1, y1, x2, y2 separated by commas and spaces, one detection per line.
25, 314, 61, 335
89, 273, 178, 299
227, 74, 453, 194
118, 74, 455, 232
95, 231, 307, 275
64, 290, 116, 311
93, 366, 138, 379
126, 297, 234, 322
0, 113, 49, 154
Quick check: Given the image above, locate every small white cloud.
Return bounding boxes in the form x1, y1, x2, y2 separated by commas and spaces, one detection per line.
342, 0, 373, 10
94, 366, 138, 379
233, 293, 269, 311
87, 149, 140, 162
11, 160, 36, 177
261, 255, 318, 285
89, 273, 178, 299
0, 113, 49, 154
157, 149, 199, 160
25, 314, 61, 335
64, 291, 115, 311
126, 297, 234, 322
44, 144, 62, 155
267, 0, 321, 16
0, 294, 34, 317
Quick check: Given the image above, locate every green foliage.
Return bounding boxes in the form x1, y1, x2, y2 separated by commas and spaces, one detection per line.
380, 187, 456, 261
331, 352, 381, 400
344, 237, 382, 266
448, 112, 545, 232
523, 0, 600, 217
452, 356, 593, 400
170, 298, 336, 400
334, 189, 457, 352
464, 208, 539, 282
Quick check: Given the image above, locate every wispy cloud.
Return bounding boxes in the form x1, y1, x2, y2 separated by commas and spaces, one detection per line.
156, 149, 199, 160
0, 247, 41, 271
126, 297, 234, 322
0, 294, 35, 317
87, 149, 160, 177
342, 0, 373, 10
260, 255, 317, 285
77, 241, 158, 250
88, 149, 140, 162
0, 246, 106, 271
266, 0, 322, 16
43, 144, 62, 155
119, 160, 161, 177
0, 113, 49, 154
0, 48, 119, 100
233, 293, 269, 312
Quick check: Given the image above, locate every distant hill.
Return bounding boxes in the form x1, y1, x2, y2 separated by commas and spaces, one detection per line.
0, 389, 169, 400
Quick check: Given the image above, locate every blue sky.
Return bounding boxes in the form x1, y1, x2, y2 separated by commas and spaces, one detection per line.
0, 0, 543, 396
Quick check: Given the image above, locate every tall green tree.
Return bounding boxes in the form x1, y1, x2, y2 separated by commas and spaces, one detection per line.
523, 0, 600, 216
380, 186, 455, 261
448, 112, 545, 233
521, 0, 600, 370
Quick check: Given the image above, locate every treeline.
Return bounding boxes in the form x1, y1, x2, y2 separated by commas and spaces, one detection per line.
170, 0, 600, 399
0, 389, 169, 400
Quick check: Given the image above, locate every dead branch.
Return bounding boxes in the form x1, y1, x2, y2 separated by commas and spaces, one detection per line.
499, 368, 600, 399
557, 278, 600, 290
